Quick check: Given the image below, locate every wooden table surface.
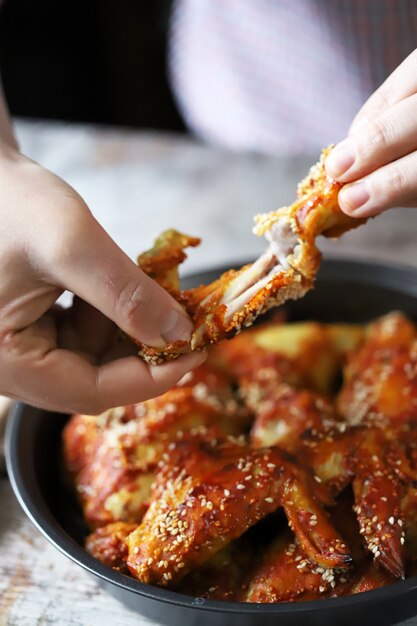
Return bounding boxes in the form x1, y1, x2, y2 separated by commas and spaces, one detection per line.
1, 120, 416, 626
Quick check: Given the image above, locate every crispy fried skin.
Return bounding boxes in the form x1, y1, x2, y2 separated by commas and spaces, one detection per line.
126, 439, 350, 587
63, 363, 248, 528
337, 312, 417, 426
176, 538, 255, 601
63, 313, 417, 601
333, 562, 396, 596
214, 321, 362, 455
86, 522, 137, 573
244, 532, 348, 603
134, 149, 368, 364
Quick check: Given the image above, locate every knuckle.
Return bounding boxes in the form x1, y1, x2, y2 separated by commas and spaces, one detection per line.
366, 118, 391, 151
373, 89, 391, 114
386, 165, 408, 195
114, 279, 146, 327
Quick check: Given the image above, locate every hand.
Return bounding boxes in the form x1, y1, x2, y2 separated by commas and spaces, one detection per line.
0, 146, 206, 414
325, 49, 417, 218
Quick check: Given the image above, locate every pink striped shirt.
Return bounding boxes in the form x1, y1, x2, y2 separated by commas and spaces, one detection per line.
169, 0, 417, 155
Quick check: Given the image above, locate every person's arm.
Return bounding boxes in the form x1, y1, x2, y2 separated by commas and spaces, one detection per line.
325, 49, 417, 218
0, 87, 205, 414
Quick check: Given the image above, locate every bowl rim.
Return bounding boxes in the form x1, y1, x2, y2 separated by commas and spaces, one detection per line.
6, 256, 417, 616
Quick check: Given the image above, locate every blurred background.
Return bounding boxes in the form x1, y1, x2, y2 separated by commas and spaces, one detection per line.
0, 0, 415, 273
0, 0, 185, 131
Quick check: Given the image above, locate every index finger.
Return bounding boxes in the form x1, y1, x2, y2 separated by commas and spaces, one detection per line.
0, 322, 206, 414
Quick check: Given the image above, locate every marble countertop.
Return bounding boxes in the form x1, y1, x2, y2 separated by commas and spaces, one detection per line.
1, 119, 416, 626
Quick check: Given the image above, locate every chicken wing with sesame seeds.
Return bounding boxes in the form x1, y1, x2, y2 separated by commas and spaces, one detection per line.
212, 320, 363, 400
243, 531, 350, 603
212, 319, 360, 454
337, 312, 417, 427
85, 521, 137, 573
350, 429, 406, 579
300, 423, 410, 579
126, 439, 351, 587
63, 313, 417, 602
300, 425, 358, 495
332, 561, 396, 597
297, 420, 410, 578
176, 537, 255, 601
133, 149, 368, 365
250, 386, 339, 455
62, 362, 249, 529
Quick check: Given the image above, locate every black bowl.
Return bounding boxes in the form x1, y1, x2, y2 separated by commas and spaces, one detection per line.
7, 258, 417, 626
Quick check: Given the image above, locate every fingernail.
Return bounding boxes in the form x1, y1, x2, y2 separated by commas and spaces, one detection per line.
160, 310, 194, 343
326, 140, 355, 179
339, 181, 370, 214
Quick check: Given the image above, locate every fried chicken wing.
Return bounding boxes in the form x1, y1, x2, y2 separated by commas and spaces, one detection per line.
135, 149, 368, 364
176, 538, 254, 601
86, 521, 137, 573
63, 362, 248, 528
243, 532, 350, 603
213, 320, 363, 398
213, 319, 361, 453
126, 439, 351, 587
337, 312, 417, 426
63, 312, 417, 603
244, 313, 417, 579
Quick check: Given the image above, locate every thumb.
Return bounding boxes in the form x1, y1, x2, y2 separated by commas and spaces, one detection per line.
49, 214, 193, 348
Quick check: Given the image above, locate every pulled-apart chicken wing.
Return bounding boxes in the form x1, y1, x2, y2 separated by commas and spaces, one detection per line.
135, 148, 367, 364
